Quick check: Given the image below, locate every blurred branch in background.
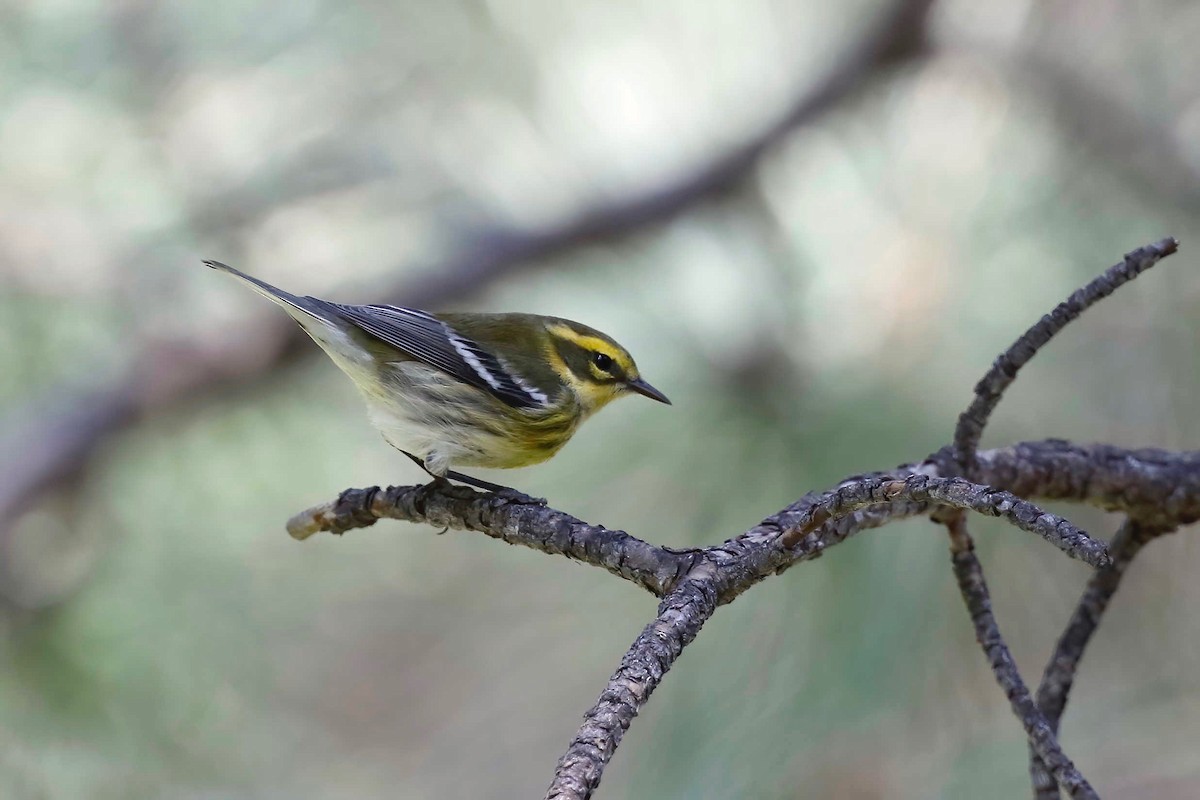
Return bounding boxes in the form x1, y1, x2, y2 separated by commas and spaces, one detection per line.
0, 0, 935, 574
0, 138, 394, 564
1006, 51, 1200, 214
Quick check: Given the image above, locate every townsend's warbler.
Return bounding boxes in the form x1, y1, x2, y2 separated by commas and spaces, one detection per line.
204, 261, 670, 492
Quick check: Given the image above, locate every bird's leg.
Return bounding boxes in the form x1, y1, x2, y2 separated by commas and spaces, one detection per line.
400, 450, 451, 491
399, 451, 545, 505
449, 473, 547, 506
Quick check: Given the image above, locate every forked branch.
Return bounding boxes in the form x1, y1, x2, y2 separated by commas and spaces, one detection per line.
1029, 518, 1176, 798
291, 471, 1112, 582
944, 514, 1097, 799
290, 237, 1189, 799
294, 457, 1122, 798
952, 237, 1178, 476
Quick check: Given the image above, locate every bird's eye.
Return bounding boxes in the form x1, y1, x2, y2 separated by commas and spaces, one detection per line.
592, 352, 614, 372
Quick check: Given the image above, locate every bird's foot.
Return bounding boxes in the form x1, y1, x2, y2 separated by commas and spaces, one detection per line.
441, 468, 545, 505
399, 451, 545, 505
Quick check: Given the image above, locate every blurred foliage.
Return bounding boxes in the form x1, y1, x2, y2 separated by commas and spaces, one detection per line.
3, 0, 1200, 797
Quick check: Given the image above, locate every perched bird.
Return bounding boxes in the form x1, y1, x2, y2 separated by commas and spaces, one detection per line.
204, 260, 670, 493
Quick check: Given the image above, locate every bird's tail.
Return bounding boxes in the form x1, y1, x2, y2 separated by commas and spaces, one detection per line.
203, 260, 332, 324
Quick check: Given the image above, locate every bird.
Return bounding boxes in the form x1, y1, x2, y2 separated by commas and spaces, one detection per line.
204, 260, 671, 494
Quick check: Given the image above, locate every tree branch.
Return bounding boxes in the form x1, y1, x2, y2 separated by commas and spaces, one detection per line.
286, 429, 1200, 797
932, 236, 1181, 797
283, 412, 1200, 799
545, 566, 721, 800
952, 237, 1178, 476
287, 483, 701, 597
291, 453, 1129, 798
292, 465, 1114, 591
943, 514, 1097, 800
774, 473, 1109, 567
1029, 517, 1176, 798
288, 431, 1200, 796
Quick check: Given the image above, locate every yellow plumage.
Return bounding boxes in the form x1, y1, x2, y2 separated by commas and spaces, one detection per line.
205, 260, 670, 491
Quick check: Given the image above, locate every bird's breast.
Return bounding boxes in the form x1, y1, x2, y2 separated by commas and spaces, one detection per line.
360, 362, 580, 470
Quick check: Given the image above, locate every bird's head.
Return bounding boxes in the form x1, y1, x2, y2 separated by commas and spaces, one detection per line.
543, 319, 670, 415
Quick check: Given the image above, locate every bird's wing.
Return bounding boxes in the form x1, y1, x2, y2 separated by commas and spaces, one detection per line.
317, 302, 548, 410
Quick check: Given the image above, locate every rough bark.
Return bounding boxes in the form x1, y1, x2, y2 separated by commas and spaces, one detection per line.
291, 238, 1192, 798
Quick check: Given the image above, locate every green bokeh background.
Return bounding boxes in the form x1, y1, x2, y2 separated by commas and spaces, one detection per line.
3, 0, 1200, 797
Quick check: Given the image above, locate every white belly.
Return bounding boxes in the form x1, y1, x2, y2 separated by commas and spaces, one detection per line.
295, 319, 548, 474
361, 362, 502, 475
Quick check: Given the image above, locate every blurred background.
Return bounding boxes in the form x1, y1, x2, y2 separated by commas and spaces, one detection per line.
2, 0, 1200, 797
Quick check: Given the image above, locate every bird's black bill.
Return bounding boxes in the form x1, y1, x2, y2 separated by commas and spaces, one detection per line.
626, 378, 671, 405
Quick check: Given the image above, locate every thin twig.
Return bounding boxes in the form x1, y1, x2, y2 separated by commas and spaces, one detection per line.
1029, 518, 1175, 798
775, 473, 1109, 567
953, 237, 1178, 475
943, 515, 1098, 799
938, 237, 1181, 798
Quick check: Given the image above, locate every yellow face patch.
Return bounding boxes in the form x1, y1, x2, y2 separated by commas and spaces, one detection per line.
545, 322, 638, 415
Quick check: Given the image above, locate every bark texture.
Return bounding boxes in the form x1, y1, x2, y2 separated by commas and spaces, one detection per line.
288, 238, 1191, 798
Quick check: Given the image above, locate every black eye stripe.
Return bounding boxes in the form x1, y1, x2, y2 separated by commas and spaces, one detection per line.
592, 352, 614, 371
